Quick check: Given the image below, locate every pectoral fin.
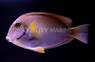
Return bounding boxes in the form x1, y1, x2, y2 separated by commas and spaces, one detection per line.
30, 46, 45, 53
30, 21, 35, 32
29, 21, 39, 38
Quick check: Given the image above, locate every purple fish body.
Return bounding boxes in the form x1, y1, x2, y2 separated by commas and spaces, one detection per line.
6, 12, 89, 53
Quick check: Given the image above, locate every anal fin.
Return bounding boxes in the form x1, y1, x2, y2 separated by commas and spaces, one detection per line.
30, 46, 45, 53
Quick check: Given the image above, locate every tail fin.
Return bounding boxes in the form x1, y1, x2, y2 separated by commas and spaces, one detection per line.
70, 24, 90, 44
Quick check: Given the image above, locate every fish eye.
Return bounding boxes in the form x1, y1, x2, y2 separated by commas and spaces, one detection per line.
15, 23, 21, 27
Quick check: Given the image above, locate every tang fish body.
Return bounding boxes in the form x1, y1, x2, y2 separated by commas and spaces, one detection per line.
6, 12, 89, 53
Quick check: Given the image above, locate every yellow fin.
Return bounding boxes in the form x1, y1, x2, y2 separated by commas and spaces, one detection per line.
30, 46, 45, 53
30, 21, 35, 32
29, 21, 39, 37
37, 47, 45, 53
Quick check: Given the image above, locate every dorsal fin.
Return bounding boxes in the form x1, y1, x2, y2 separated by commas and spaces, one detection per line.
22, 12, 72, 27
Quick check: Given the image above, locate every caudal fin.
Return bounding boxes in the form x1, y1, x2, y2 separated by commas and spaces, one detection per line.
71, 24, 90, 44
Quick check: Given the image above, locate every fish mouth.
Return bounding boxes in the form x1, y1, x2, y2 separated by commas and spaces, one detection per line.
6, 28, 26, 42
6, 36, 13, 42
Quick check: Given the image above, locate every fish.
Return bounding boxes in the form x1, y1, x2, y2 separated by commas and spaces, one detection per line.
6, 12, 90, 53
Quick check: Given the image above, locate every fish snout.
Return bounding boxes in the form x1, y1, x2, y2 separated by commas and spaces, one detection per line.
6, 36, 12, 42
